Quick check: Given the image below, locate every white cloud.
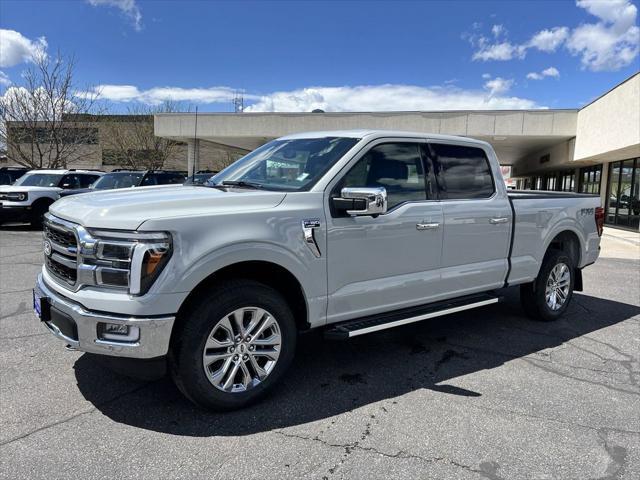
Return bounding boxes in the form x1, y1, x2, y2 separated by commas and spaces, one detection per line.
80, 82, 543, 111
0, 29, 47, 68
473, 41, 527, 61
528, 27, 569, 52
483, 76, 514, 96
526, 67, 560, 80
87, 0, 142, 31
491, 24, 505, 38
542, 67, 560, 77
567, 0, 639, 71
0, 71, 11, 87
469, 0, 639, 71
83, 84, 254, 105
244, 84, 540, 112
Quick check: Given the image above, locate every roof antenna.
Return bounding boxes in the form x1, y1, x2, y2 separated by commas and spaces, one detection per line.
192, 106, 198, 177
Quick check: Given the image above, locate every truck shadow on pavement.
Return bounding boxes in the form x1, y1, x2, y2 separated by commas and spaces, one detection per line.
73, 289, 640, 437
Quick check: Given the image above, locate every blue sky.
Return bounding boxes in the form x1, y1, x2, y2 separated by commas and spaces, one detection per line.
1, 0, 638, 112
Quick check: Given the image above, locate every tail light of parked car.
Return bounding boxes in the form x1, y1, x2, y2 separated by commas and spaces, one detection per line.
595, 207, 605, 237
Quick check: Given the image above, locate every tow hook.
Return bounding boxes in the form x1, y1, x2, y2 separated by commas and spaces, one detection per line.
64, 344, 78, 352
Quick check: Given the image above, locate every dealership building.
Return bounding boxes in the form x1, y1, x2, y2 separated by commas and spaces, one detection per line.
155, 72, 640, 231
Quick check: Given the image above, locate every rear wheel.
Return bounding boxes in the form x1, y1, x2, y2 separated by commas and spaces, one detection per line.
520, 249, 575, 321
170, 280, 297, 410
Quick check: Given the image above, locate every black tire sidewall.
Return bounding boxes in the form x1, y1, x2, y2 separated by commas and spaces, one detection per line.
172, 280, 297, 410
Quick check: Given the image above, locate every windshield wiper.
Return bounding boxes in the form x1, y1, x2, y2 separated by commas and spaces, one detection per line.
221, 180, 264, 189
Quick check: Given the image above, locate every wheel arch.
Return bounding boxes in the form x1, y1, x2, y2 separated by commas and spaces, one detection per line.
171, 260, 310, 349
544, 229, 584, 291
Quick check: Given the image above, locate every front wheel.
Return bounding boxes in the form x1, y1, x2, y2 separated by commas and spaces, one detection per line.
30, 201, 51, 228
520, 249, 575, 321
170, 280, 297, 410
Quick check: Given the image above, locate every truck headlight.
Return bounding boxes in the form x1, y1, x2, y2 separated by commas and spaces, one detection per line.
7, 192, 28, 201
84, 229, 172, 295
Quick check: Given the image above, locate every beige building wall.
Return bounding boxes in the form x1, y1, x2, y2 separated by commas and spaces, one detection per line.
574, 73, 640, 163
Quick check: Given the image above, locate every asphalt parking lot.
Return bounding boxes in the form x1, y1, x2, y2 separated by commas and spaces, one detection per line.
1, 226, 639, 480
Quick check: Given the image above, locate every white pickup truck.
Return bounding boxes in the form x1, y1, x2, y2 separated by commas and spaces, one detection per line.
33, 130, 603, 410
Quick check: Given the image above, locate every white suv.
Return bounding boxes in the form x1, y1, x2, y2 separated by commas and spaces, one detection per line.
0, 169, 103, 227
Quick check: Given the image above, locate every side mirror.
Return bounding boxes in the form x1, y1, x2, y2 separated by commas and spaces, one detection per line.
333, 187, 388, 216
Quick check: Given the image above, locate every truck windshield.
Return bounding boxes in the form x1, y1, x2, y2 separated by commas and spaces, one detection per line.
14, 173, 63, 187
91, 172, 144, 190
209, 137, 360, 191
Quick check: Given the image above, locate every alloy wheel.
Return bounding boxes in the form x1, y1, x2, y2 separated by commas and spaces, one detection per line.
545, 263, 571, 311
202, 307, 281, 393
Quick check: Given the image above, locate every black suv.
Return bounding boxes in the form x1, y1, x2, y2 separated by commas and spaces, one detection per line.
0, 167, 30, 185
59, 169, 187, 197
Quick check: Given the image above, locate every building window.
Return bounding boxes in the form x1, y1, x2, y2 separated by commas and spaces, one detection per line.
605, 158, 639, 230
558, 170, 576, 192
578, 165, 602, 194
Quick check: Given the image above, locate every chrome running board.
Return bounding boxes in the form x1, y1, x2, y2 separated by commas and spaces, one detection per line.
324, 293, 500, 340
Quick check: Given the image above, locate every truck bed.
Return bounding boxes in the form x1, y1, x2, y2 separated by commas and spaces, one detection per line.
506, 190, 602, 286
508, 190, 599, 200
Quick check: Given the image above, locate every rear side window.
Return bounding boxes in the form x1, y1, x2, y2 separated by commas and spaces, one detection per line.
341, 143, 427, 209
79, 174, 100, 188
429, 143, 494, 199
59, 174, 81, 189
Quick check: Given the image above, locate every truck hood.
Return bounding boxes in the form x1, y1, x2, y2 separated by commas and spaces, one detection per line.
49, 185, 287, 230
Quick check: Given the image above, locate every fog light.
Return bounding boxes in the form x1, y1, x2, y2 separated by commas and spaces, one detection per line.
98, 323, 140, 342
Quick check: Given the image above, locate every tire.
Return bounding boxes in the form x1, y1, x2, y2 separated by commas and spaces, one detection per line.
30, 201, 51, 228
520, 249, 575, 322
170, 279, 297, 410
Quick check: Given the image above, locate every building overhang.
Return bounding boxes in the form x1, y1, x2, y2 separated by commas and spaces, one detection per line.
154, 110, 578, 166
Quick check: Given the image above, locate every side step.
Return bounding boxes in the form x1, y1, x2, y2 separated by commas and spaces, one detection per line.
324, 293, 500, 340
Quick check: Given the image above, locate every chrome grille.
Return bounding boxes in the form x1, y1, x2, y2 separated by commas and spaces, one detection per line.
43, 216, 78, 286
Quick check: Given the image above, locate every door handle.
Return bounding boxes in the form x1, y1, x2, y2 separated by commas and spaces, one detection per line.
416, 222, 440, 230
489, 217, 509, 224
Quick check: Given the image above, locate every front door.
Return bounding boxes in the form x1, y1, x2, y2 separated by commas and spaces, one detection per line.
325, 140, 444, 323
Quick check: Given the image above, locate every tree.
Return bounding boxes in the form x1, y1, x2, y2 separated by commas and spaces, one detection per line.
101, 102, 184, 170
0, 52, 102, 169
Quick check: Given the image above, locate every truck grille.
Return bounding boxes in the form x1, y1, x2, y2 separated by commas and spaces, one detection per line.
43, 217, 78, 286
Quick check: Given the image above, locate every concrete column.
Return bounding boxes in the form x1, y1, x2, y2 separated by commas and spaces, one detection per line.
599, 162, 609, 209
187, 139, 200, 176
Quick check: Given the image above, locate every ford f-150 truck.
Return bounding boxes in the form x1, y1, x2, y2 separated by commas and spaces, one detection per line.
33, 130, 604, 410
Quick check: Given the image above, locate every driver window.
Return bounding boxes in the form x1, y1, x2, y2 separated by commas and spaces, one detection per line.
341, 143, 427, 209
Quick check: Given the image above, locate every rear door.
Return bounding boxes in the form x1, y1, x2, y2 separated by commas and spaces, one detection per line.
428, 141, 511, 295
325, 139, 444, 323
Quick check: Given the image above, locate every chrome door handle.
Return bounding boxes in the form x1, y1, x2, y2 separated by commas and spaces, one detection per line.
416, 223, 440, 230
489, 217, 509, 224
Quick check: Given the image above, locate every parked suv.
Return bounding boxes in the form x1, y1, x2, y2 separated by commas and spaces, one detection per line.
58, 169, 187, 197
184, 170, 219, 186
34, 130, 603, 410
0, 169, 103, 226
0, 167, 30, 185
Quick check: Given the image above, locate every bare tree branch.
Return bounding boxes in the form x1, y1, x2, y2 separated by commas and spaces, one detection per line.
101, 102, 183, 170
0, 51, 103, 169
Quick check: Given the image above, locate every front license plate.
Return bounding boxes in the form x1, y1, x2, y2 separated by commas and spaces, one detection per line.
33, 289, 42, 318
33, 289, 50, 321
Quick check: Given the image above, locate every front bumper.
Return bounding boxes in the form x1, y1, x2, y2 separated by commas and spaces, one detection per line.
0, 204, 30, 222
35, 273, 175, 359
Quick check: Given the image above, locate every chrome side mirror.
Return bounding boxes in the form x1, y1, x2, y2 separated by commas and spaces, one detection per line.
334, 187, 388, 216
